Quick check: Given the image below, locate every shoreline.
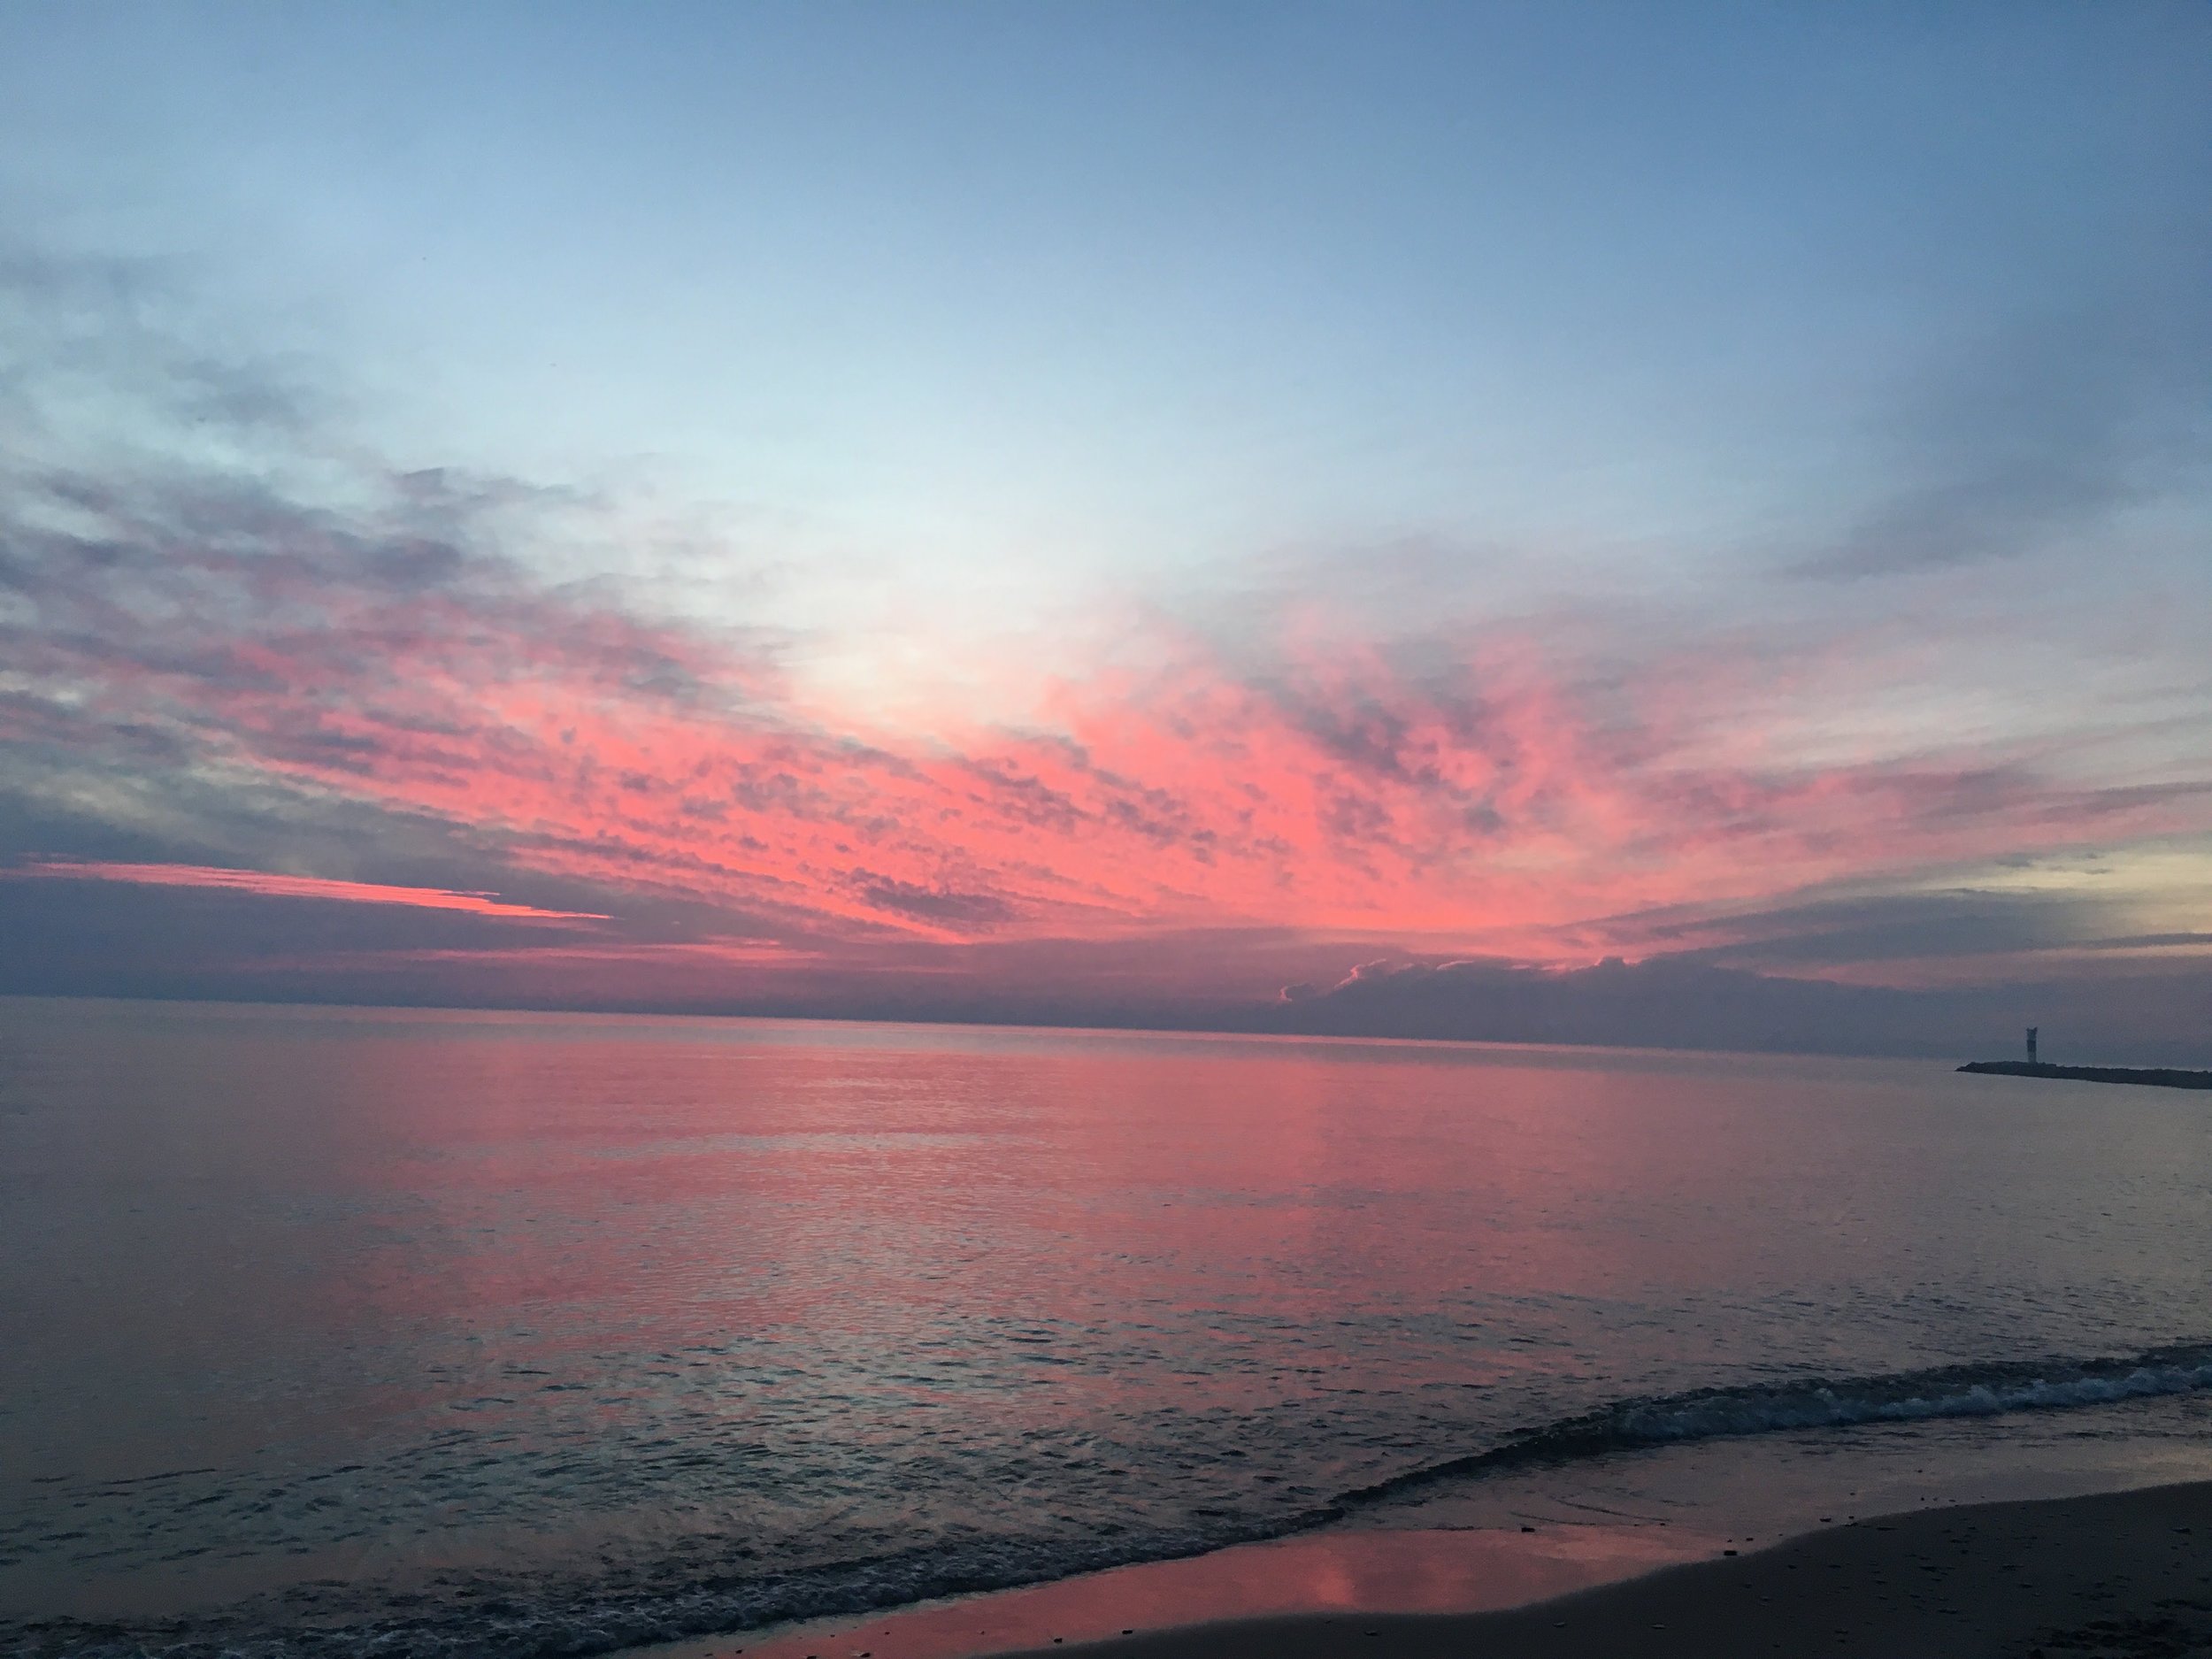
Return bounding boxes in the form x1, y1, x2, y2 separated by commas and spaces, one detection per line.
997, 1479, 2212, 1659
645, 1436, 2212, 1659
639, 1391, 2212, 1659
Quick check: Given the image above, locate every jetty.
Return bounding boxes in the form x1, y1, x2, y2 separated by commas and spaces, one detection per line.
1959, 1025, 2210, 1089
1958, 1060, 2212, 1091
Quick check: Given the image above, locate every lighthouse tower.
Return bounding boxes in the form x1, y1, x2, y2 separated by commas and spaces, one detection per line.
2027, 1026, 2039, 1064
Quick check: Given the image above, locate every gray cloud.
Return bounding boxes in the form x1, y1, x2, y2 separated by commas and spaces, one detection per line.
0, 874, 600, 1003
1613, 885, 2147, 973
1263, 954, 2212, 1066
1801, 289, 2212, 579
851, 875, 1017, 930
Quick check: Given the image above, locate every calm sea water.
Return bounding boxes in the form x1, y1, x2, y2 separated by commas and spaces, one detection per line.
4, 996, 2209, 1658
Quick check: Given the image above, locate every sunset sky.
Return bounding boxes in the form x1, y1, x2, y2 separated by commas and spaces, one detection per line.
3, 4, 2208, 1051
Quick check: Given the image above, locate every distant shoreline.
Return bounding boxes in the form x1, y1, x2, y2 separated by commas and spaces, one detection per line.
1959, 1060, 2212, 1090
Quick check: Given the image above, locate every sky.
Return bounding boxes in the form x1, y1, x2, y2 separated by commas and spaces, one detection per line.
2, 2, 2208, 1056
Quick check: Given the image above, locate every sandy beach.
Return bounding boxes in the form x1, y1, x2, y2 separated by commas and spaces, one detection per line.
993, 1481, 2212, 1659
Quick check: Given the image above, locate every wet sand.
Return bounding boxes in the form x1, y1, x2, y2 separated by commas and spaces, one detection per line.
998, 1480, 2212, 1659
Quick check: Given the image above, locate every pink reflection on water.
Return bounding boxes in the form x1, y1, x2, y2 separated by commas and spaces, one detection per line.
692, 1525, 1716, 1659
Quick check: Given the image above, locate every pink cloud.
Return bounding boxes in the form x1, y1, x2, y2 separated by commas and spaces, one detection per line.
9, 485, 2210, 995
6, 861, 606, 921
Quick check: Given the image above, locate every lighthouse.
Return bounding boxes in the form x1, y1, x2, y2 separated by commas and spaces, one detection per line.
2027, 1026, 2039, 1064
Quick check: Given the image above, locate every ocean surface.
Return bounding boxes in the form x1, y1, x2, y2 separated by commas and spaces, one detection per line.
4, 995, 2210, 1658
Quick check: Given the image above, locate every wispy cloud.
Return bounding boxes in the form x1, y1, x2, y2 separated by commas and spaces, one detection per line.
4, 860, 606, 920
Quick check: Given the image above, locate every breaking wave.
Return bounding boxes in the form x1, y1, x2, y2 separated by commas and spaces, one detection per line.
1339, 1340, 2212, 1509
